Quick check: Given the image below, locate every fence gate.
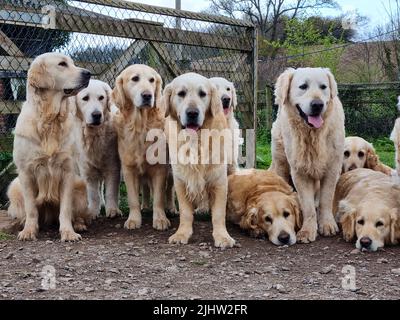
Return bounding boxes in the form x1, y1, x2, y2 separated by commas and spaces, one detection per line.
0, 0, 258, 205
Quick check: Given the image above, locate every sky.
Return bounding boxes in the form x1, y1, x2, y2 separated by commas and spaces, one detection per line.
130, 0, 397, 37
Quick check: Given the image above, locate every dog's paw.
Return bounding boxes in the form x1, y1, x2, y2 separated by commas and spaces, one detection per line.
296, 227, 317, 243
153, 216, 171, 231
213, 231, 236, 249
124, 217, 142, 230
168, 231, 191, 245
319, 217, 338, 236
18, 227, 38, 241
106, 208, 122, 219
60, 230, 82, 242
73, 222, 88, 232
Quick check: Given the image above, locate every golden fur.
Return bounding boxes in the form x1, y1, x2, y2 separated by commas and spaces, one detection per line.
8, 52, 91, 241
112, 64, 170, 230
164, 73, 235, 248
390, 117, 400, 176
334, 169, 400, 251
343, 136, 392, 175
270, 68, 345, 243
227, 169, 302, 246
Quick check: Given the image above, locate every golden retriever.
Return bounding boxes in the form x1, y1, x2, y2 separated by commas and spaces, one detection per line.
270, 68, 345, 243
73, 79, 121, 219
112, 64, 170, 231
209, 77, 241, 175
164, 72, 235, 248
334, 168, 400, 251
343, 136, 392, 175
390, 114, 400, 176
8, 52, 91, 241
227, 169, 301, 246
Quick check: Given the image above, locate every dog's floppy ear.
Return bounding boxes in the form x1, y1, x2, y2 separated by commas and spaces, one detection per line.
210, 82, 223, 117
240, 207, 264, 238
338, 200, 356, 242
325, 68, 338, 100
28, 60, 54, 89
163, 83, 173, 118
364, 142, 378, 169
102, 82, 113, 113
289, 192, 302, 231
274, 68, 295, 106
112, 74, 126, 111
231, 83, 238, 110
154, 73, 163, 109
390, 209, 400, 245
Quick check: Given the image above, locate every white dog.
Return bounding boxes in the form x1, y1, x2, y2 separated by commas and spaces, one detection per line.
73, 79, 121, 219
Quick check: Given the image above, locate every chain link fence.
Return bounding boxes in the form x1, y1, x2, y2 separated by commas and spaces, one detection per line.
257, 82, 400, 141
0, 0, 257, 205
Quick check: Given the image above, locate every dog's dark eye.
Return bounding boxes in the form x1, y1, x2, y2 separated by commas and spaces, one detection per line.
357, 219, 365, 225
375, 221, 384, 228
149, 78, 155, 83
82, 95, 89, 101
178, 90, 186, 98
299, 83, 308, 90
58, 61, 68, 67
344, 151, 350, 158
227, 87, 231, 91
98, 95, 104, 101
358, 151, 365, 158
199, 90, 207, 98
283, 211, 290, 218
131, 76, 140, 82
265, 216, 273, 224
320, 84, 327, 90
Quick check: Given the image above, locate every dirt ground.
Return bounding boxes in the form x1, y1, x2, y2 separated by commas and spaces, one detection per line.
1, 212, 400, 300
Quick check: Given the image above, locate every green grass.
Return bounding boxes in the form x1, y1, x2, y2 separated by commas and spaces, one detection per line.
255, 137, 395, 169
0, 232, 12, 241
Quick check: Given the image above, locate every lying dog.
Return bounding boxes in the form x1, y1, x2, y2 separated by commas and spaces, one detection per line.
343, 136, 392, 175
227, 169, 301, 246
334, 168, 400, 251
164, 73, 235, 248
112, 64, 170, 231
209, 77, 241, 175
270, 68, 345, 243
8, 52, 91, 241
73, 79, 121, 219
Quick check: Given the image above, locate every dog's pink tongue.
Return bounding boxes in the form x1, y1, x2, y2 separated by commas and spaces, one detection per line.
223, 108, 230, 115
307, 115, 324, 129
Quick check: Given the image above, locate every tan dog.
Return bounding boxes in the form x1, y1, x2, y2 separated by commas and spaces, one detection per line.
209, 77, 241, 175
8, 52, 91, 241
334, 169, 400, 251
343, 136, 392, 175
270, 68, 345, 243
164, 73, 235, 248
227, 169, 301, 246
112, 64, 170, 231
73, 79, 121, 219
390, 108, 400, 176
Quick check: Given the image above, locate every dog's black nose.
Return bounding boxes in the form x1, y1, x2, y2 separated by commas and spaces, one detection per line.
278, 231, 290, 245
186, 108, 199, 120
348, 164, 357, 171
222, 96, 231, 108
91, 110, 102, 122
141, 91, 152, 102
310, 99, 324, 115
81, 69, 91, 80
360, 237, 372, 249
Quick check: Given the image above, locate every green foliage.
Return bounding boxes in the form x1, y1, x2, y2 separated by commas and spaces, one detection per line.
0, 152, 12, 171
0, 232, 12, 241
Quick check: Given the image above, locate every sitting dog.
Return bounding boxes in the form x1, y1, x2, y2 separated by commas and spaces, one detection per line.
8, 52, 91, 241
73, 79, 121, 219
334, 168, 400, 251
342, 136, 392, 175
227, 169, 302, 246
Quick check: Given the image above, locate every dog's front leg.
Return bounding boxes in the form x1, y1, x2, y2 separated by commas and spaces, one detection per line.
17, 172, 39, 241
86, 176, 101, 219
151, 167, 170, 230
318, 169, 340, 236
210, 176, 235, 248
59, 172, 82, 241
104, 168, 121, 219
123, 165, 141, 229
292, 172, 318, 243
169, 178, 194, 245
